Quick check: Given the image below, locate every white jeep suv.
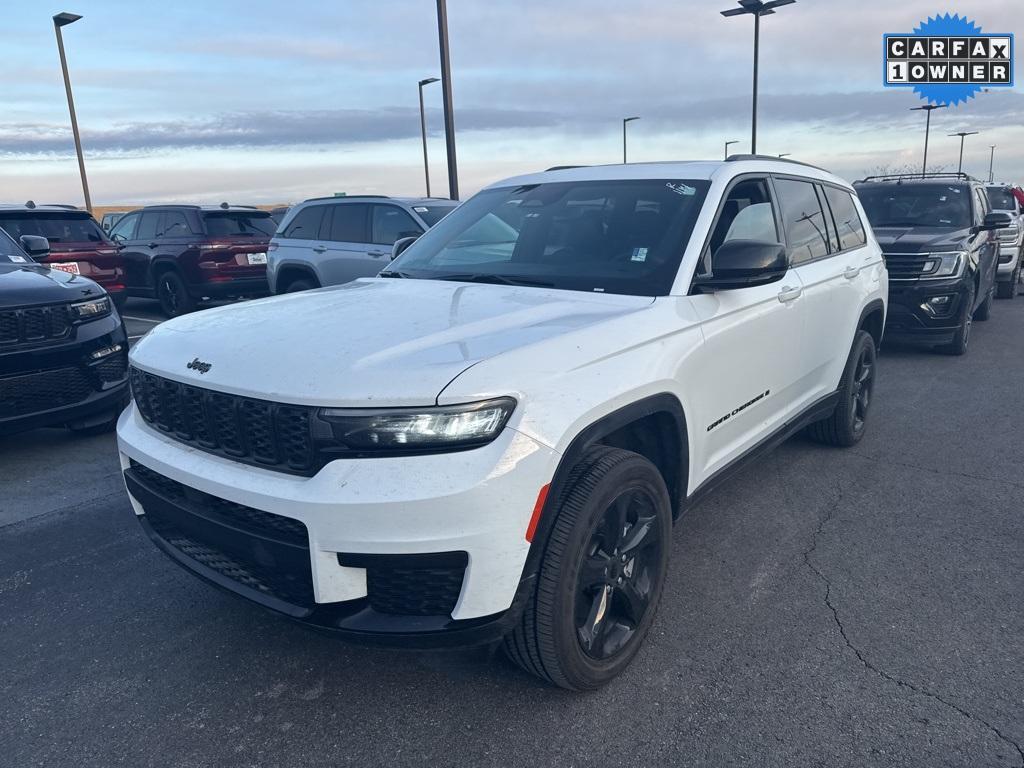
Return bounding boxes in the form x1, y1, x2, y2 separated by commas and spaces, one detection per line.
118, 158, 887, 690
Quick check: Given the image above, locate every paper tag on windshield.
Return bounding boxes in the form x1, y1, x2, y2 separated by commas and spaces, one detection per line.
9, 255, 28, 263
413, 206, 429, 213
631, 247, 649, 262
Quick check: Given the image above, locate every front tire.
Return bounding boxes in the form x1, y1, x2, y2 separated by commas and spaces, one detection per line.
974, 284, 993, 320
938, 283, 975, 356
805, 330, 876, 447
504, 447, 672, 690
156, 270, 196, 318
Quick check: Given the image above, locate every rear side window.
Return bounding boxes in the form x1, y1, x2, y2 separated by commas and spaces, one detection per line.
202, 213, 276, 237
327, 203, 369, 243
0, 213, 108, 244
372, 205, 422, 245
136, 212, 162, 241
823, 187, 867, 250
413, 205, 457, 227
110, 212, 139, 241
159, 211, 191, 238
774, 178, 831, 264
282, 206, 326, 240
986, 187, 1016, 211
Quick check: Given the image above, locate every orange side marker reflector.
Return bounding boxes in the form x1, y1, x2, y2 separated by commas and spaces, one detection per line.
525, 484, 550, 543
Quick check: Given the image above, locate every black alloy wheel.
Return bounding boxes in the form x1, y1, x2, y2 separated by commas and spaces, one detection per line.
849, 344, 874, 433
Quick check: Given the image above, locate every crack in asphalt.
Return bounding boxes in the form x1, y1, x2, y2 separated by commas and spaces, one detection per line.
803, 483, 1024, 767
848, 450, 1024, 491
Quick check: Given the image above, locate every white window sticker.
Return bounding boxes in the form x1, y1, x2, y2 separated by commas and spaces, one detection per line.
413, 206, 429, 213
666, 182, 696, 196
631, 247, 649, 262
9, 255, 28, 263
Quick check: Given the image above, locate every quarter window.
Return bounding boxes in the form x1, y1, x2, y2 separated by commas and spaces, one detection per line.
282, 206, 326, 240
823, 187, 867, 250
774, 178, 831, 264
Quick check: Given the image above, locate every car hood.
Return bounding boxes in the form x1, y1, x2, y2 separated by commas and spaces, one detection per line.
872, 226, 972, 254
0, 262, 105, 307
129, 278, 655, 407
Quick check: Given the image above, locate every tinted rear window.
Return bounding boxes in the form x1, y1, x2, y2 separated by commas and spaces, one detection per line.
986, 187, 1017, 211
857, 183, 972, 229
0, 213, 108, 243
201, 212, 276, 237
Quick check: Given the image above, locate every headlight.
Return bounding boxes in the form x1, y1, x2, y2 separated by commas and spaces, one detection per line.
71, 296, 112, 320
316, 397, 516, 455
922, 252, 965, 279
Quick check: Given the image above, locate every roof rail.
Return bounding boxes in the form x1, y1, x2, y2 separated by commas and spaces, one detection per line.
854, 172, 979, 184
545, 165, 589, 172
725, 154, 829, 173
303, 194, 391, 203
140, 204, 202, 209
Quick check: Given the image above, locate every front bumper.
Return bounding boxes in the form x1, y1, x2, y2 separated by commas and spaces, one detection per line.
0, 313, 129, 435
117, 405, 559, 646
883, 277, 971, 345
997, 243, 1021, 279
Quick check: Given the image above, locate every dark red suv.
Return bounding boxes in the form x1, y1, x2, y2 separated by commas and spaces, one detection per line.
0, 204, 127, 307
109, 204, 274, 317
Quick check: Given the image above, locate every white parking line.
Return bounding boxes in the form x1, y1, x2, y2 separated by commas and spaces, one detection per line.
122, 315, 161, 324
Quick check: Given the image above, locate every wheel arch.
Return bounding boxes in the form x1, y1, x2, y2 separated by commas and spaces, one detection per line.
856, 298, 885, 349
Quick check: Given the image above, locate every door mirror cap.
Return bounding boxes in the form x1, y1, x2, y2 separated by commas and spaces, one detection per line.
19, 234, 50, 259
980, 211, 1013, 231
693, 239, 789, 291
392, 235, 419, 260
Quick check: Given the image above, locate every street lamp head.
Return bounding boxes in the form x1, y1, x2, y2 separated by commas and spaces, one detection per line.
948, 131, 979, 138
624, 116, 640, 123
722, 0, 795, 17
910, 104, 947, 112
418, 77, 440, 87
53, 12, 82, 26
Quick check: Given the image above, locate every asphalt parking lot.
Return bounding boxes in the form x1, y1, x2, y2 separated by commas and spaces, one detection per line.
1, 297, 1022, 768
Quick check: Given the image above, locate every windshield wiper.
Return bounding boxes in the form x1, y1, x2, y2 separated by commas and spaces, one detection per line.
379, 269, 413, 278
432, 273, 554, 288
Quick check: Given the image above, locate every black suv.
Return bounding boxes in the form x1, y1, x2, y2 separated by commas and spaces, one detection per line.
108, 204, 275, 317
855, 173, 1009, 355
0, 227, 128, 437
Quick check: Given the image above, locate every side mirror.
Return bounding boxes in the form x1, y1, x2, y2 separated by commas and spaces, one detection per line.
980, 211, 1013, 231
693, 239, 789, 291
392, 235, 419, 260
19, 234, 50, 259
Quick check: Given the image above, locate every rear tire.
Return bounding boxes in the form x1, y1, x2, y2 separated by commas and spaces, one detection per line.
156, 270, 196, 318
285, 278, 317, 293
805, 330, 876, 448
503, 446, 672, 690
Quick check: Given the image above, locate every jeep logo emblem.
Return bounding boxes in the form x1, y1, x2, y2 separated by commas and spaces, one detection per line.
186, 357, 212, 374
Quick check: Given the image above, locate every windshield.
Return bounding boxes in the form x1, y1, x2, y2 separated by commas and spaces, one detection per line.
412, 205, 458, 227
986, 187, 1017, 211
201, 212, 276, 237
856, 183, 972, 229
390, 179, 710, 296
0, 213, 108, 244
0, 227, 31, 264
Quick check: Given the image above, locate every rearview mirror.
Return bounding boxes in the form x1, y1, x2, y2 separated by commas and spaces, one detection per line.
19, 234, 50, 259
392, 235, 419, 260
980, 211, 1013, 231
693, 239, 789, 291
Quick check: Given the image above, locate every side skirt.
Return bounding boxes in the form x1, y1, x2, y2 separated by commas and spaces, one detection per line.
682, 390, 841, 514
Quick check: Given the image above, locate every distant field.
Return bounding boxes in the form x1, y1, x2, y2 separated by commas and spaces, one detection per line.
92, 204, 286, 218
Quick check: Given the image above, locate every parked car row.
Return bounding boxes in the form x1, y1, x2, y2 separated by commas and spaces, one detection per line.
2, 158, 1021, 691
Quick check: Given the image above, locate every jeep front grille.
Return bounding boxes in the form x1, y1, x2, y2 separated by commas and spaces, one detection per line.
0, 303, 73, 347
130, 368, 318, 475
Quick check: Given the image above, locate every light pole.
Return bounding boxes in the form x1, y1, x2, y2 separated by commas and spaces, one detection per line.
53, 11, 91, 214
435, 0, 459, 199
910, 104, 947, 177
418, 77, 439, 197
988, 145, 996, 182
623, 116, 640, 163
724, 139, 738, 159
721, 0, 796, 155
948, 131, 979, 175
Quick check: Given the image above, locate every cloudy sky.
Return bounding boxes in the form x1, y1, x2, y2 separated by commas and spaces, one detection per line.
2, 0, 1021, 205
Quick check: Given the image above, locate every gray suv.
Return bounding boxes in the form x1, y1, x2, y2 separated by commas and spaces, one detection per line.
268, 196, 458, 293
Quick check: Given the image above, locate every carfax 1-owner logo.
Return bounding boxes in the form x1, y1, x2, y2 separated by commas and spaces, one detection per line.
884, 13, 1013, 105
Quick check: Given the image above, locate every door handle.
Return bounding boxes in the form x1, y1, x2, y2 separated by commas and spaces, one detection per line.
368, 250, 387, 258
148, 242, 159, 248
777, 285, 802, 303
312, 245, 327, 254
843, 266, 860, 279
